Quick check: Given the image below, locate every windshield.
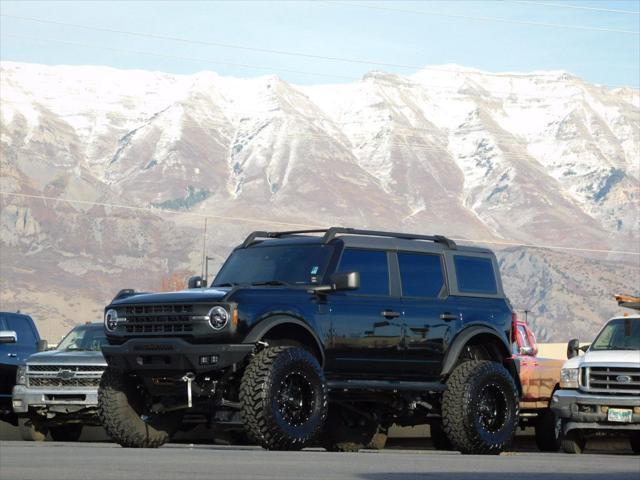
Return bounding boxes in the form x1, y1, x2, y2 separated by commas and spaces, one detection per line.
213, 244, 335, 287
590, 318, 640, 351
57, 324, 108, 351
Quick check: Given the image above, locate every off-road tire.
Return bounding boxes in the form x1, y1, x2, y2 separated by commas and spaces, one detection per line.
50, 424, 83, 442
630, 432, 640, 454
320, 404, 379, 452
18, 415, 48, 441
562, 429, 586, 454
98, 367, 181, 448
430, 420, 453, 450
240, 346, 327, 450
535, 408, 561, 452
442, 360, 519, 455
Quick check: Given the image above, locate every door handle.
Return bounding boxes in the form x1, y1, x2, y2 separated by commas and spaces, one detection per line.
440, 313, 457, 321
381, 310, 401, 319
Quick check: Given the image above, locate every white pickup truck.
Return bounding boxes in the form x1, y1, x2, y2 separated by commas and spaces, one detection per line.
551, 314, 640, 454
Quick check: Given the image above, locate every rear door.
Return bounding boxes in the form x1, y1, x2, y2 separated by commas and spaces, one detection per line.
324, 248, 405, 378
398, 251, 456, 379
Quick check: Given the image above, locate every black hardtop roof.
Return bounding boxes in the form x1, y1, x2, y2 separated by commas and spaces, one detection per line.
240, 227, 493, 255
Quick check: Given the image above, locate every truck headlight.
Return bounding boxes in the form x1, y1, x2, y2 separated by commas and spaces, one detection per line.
16, 365, 27, 385
104, 308, 122, 332
560, 368, 579, 389
207, 306, 229, 330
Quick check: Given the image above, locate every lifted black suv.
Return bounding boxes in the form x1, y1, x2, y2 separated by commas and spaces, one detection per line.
99, 228, 521, 454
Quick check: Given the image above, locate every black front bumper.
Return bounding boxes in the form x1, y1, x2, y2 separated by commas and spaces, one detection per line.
102, 338, 255, 374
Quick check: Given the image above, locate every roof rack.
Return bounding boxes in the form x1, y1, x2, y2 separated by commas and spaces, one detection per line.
240, 227, 457, 249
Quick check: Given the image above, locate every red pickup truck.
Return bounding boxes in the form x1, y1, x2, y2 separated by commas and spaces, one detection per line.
513, 317, 564, 451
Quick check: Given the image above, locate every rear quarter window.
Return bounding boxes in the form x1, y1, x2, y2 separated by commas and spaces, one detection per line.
453, 255, 497, 295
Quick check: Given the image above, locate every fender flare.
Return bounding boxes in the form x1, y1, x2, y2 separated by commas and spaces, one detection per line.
441, 325, 512, 377
243, 315, 326, 366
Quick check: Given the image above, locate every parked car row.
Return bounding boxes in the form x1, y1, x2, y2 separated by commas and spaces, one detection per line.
2, 230, 638, 455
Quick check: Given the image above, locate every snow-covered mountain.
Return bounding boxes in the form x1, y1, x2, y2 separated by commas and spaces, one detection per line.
1, 61, 638, 341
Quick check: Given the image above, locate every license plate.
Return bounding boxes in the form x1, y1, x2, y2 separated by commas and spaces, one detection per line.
608, 408, 633, 423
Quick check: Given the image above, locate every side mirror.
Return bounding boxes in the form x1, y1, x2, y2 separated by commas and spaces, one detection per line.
37, 339, 48, 352
519, 346, 535, 356
567, 338, 580, 359
188, 276, 204, 289
330, 272, 360, 291
0, 330, 17, 344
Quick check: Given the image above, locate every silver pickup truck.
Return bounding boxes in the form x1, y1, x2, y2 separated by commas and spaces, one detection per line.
12, 323, 107, 441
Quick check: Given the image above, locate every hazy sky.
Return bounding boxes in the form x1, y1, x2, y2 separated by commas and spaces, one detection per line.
1, 0, 638, 87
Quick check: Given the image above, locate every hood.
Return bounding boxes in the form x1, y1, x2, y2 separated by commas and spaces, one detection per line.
581, 349, 640, 366
27, 349, 107, 366
110, 288, 231, 306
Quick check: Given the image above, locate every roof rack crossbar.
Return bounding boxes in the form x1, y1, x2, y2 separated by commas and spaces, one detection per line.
321, 228, 456, 249
241, 227, 456, 249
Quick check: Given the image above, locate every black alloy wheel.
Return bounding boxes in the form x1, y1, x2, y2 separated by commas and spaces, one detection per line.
477, 383, 508, 434
276, 371, 315, 427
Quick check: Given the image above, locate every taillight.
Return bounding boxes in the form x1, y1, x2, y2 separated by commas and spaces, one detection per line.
511, 312, 518, 343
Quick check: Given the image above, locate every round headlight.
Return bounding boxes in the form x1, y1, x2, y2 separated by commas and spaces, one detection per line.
208, 306, 229, 330
105, 309, 119, 332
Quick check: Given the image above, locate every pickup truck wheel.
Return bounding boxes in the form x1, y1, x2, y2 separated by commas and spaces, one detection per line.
561, 430, 586, 454
534, 408, 561, 452
442, 360, 518, 455
240, 346, 327, 451
98, 367, 182, 448
430, 420, 453, 450
18, 415, 48, 441
50, 424, 83, 442
320, 404, 379, 452
629, 432, 640, 454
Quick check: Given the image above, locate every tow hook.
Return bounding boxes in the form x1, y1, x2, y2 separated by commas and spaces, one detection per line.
181, 372, 196, 408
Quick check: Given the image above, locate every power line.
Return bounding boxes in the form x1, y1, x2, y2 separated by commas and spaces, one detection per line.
3, 34, 635, 103
511, 1, 640, 15
0, 33, 355, 82
2, 192, 639, 257
322, 1, 639, 35
0, 191, 320, 229
1, 14, 637, 90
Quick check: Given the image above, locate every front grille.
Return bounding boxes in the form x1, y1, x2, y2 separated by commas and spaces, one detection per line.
581, 366, 640, 395
27, 364, 104, 390
28, 365, 104, 373
116, 304, 196, 335
28, 377, 101, 388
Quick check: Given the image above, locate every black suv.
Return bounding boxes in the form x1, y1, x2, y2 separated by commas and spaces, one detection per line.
99, 228, 521, 454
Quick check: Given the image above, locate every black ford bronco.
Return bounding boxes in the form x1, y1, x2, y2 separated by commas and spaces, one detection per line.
98, 228, 521, 454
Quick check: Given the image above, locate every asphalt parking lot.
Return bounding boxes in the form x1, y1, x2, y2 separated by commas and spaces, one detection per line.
1, 441, 639, 480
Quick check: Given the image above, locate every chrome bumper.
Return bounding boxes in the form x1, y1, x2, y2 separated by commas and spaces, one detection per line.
551, 389, 640, 432
11, 384, 99, 414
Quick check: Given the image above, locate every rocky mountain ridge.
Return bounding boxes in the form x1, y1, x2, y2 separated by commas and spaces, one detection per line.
1, 61, 638, 341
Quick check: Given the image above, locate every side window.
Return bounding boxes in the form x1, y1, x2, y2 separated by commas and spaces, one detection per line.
5, 315, 37, 344
337, 249, 389, 296
398, 252, 444, 298
453, 255, 497, 295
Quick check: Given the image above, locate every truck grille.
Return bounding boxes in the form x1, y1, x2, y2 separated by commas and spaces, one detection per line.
27, 365, 105, 389
28, 377, 101, 388
581, 366, 640, 395
116, 304, 196, 335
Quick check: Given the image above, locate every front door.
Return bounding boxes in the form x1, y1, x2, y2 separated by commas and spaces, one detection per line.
324, 248, 404, 379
